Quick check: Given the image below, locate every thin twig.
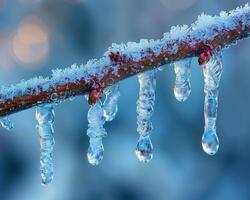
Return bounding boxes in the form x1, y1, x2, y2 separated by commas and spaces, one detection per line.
0, 4, 249, 117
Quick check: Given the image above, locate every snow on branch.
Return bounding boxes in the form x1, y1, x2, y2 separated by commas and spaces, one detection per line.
0, 4, 250, 117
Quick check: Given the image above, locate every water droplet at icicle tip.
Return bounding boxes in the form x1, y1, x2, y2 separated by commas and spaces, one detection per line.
135, 136, 153, 163
173, 58, 192, 102
202, 129, 219, 155
87, 138, 104, 166
35, 104, 55, 186
202, 52, 222, 156
86, 100, 107, 166
136, 70, 156, 163
0, 117, 14, 131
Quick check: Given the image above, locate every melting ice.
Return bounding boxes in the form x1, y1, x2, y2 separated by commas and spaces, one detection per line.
86, 101, 107, 165
202, 52, 222, 155
173, 58, 192, 102
135, 70, 156, 163
35, 104, 55, 185
102, 84, 120, 122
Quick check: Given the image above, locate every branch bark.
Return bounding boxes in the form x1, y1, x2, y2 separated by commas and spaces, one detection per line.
0, 5, 249, 117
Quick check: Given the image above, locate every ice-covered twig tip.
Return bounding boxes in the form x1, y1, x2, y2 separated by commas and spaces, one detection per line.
0, 4, 250, 185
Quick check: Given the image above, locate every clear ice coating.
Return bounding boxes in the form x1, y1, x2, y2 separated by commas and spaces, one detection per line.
86, 101, 107, 165
35, 104, 55, 186
173, 58, 192, 102
0, 117, 14, 131
102, 84, 120, 122
135, 70, 156, 163
202, 52, 222, 155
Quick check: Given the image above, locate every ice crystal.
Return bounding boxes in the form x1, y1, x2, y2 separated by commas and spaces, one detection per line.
86, 101, 107, 165
173, 58, 192, 102
102, 84, 120, 122
135, 70, 156, 163
202, 52, 222, 155
35, 104, 55, 185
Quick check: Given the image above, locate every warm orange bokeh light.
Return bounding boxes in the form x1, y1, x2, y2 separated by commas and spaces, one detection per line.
12, 16, 49, 66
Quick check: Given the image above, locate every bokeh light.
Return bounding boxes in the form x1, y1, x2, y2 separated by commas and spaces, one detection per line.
12, 16, 49, 66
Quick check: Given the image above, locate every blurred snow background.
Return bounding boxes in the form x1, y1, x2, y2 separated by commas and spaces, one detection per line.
0, 0, 250, 199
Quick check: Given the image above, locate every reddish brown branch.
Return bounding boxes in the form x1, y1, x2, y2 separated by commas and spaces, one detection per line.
0, 5, 250, 117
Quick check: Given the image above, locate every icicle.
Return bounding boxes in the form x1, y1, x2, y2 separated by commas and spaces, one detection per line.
202, 52, 222, 155
35, 104, 55, 186
173, 58, 192, 102
135, 70, 156, 163
102, 84, 120, 122
87, 101, 107, 165
0, 117, 14, 131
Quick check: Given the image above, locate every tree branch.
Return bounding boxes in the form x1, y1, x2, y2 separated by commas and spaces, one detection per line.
0, 4, 249, 117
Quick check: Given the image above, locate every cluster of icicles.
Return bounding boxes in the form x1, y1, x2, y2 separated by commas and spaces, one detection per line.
0, 52, 223, 185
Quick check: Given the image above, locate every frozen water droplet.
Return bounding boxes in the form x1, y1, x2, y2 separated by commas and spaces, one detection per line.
136, 71, 156, 162
0, 117, 14, 131
50, 92, 58, 101
173, 58, 191, 102
103, 84, 120, 122
202, 130, 219, 155
35, 104, 55, 185
86, 101, 107, 165
87, 138, 104, 165
202, 52, 222, 155
135, 136, 153, 163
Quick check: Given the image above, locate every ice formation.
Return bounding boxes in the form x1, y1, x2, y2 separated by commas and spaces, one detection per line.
102, 84, 120, 122
35, 104, 55, 185
173, 58, 192, 102
86, 100, 107, 165
0, 4, 248, 185
135, 71, 156, 163
0, 4, 248, 105
201, 52, 222, 155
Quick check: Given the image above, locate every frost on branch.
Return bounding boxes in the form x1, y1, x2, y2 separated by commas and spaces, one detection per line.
0, 4, 249, 185
0, 4, 249, 115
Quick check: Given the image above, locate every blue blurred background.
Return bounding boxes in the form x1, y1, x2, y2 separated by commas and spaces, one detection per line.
0, 0, 250, 199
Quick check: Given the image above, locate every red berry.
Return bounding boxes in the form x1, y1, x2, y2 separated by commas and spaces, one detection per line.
198, 48, 212, 66
88, 88, 101, 105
